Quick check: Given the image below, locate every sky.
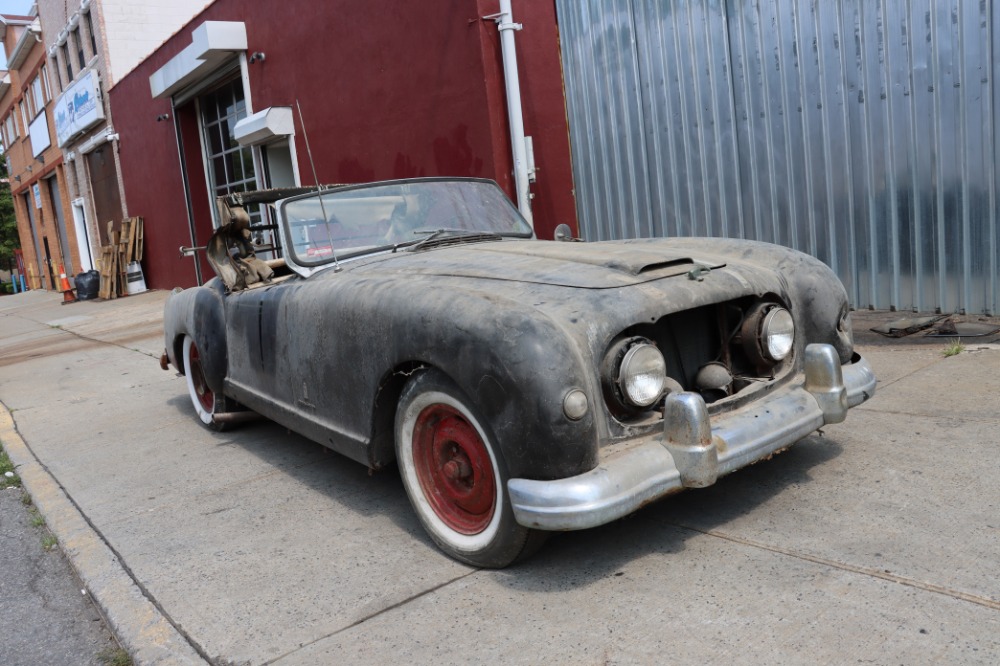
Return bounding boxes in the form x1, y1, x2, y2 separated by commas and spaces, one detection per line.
0, 0, 32, 16
0, 1, 37, 69
0, 0, 34, 15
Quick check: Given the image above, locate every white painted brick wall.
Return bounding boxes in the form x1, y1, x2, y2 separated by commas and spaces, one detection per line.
100, 0, 212, 85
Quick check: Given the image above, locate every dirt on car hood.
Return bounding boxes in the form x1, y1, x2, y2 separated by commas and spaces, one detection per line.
360, 239, 729, 289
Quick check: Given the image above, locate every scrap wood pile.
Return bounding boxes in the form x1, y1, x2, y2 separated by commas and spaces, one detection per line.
98, 217, 144, 299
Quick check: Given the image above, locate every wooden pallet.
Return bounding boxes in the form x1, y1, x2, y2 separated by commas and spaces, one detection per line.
98, 244, 116, 299
26, 263, 40, 290
97, 217, 145, 299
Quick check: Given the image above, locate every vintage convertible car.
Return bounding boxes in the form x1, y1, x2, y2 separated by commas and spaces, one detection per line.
162, 178, 876, 567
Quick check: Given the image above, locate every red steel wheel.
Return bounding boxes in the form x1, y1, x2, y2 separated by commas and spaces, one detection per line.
396, 370, 547, 568
187, 341, 216, 413
412, 404, 497, 535
182, 335, 235, 431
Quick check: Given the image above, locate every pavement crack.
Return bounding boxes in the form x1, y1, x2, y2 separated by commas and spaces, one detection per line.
261, 569, 479, 665
858, 407, 1000, 425
676, 523, 1000, 611
6, 310, 159, 359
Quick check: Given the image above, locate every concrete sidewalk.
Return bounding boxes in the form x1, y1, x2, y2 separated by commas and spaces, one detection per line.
0, 290, 998, 665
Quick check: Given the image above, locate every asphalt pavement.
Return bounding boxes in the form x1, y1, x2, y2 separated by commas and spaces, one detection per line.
0, 289, 998, 665
0, 479, 120, 665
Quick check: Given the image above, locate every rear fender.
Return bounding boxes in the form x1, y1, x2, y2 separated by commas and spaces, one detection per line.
163, 282, 228, 394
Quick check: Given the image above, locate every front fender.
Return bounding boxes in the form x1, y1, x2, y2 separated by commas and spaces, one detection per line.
295, 273, 602, 481
408, 299, 601, 481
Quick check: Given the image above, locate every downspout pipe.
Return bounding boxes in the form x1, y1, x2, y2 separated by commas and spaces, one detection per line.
488, 0, 533, 230
171, 98, 203, 285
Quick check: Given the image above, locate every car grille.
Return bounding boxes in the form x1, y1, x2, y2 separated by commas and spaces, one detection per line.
611, 296, 794, 423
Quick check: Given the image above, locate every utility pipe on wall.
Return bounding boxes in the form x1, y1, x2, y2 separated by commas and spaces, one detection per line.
171, 97, 203, 285
488, 0, 533, 229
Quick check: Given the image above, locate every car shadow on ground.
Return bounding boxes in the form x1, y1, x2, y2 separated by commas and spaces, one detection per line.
496, 435, 844, 590
165, 395, 843, 585
165, 394, 418, 523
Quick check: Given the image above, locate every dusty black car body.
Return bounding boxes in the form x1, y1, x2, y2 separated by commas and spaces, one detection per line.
163, 178, 874, 567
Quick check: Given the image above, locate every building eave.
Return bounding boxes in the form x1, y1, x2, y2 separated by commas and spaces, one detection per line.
6, 19, 40, 71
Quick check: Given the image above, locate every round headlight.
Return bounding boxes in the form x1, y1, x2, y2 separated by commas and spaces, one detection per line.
618, 342, 667, 408
761, 307, 794, 361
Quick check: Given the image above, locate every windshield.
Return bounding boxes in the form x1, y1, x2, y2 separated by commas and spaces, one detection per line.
280, 179, 533, 267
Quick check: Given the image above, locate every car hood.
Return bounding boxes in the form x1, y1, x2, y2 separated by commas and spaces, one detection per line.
355, 238, 728, 289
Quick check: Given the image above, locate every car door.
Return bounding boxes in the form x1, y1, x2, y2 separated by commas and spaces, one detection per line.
224, 283, 294, 409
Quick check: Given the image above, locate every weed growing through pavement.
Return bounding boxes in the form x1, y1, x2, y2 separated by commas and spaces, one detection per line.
1, 441, 20, 488
29, 507, 59, 552
942, 339, 965, 357
29, 507, 45, 527
97, 646, 133, 666
2, 443, 59, 552
29, 504, 59, 550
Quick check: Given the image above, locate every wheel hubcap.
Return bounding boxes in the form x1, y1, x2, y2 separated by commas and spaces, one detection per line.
189, 343, 215, 413
413, 404, 496, 535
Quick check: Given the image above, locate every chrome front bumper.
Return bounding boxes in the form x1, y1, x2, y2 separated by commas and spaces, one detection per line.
508, 344, 877, 531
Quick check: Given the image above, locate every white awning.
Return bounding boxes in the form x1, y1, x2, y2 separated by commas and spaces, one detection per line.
149, 21, 247, 99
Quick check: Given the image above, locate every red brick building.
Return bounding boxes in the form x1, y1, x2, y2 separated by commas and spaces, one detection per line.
1, 12, 78, 290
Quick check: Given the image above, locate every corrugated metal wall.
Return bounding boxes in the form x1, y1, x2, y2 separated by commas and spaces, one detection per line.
556, 0, 999, 315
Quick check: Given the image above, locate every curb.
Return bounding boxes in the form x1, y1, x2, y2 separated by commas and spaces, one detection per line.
0, 405, 207, 666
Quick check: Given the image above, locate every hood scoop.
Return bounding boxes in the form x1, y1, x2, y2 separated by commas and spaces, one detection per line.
615, 257, 695, 275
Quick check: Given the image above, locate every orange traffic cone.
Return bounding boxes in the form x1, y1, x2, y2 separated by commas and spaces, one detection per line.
59, 265, 77, 305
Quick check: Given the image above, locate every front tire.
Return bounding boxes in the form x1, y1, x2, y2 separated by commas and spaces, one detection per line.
182, 335, 235, 432
395, 370, 546, 567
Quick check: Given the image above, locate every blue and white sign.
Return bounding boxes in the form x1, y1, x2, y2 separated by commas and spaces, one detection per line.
54, 70, 105, 147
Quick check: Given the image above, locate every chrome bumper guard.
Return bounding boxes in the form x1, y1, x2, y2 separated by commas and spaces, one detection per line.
508, 344, 876, 531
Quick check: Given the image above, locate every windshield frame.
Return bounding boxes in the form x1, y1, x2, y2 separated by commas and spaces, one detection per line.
276, 177, 533, 277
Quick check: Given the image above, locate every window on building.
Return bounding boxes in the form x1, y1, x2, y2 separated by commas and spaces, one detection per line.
61, 43, 73, 82
39, 65, 51, 102
18, 101, 29, 131
200, 79, 259, 223
30, 76, 45, 115
48, 56, 60, 90
72, 28, 85, 70
50, 56, 66, 90
5, 113, 18, 142
85, 11, 98, 58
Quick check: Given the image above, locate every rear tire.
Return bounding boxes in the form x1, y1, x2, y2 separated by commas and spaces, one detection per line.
182, 335, 236, 432
395, 370, 547, 567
